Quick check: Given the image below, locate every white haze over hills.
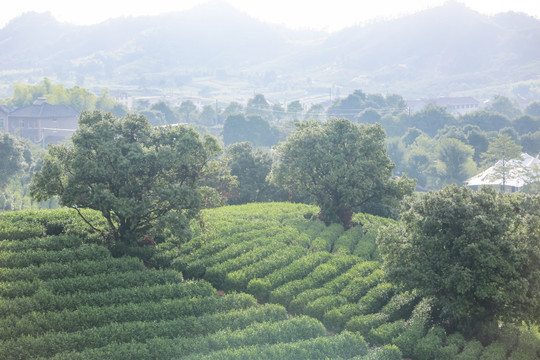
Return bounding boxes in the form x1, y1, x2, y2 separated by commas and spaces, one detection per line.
1, 0, 539, 32
0, 1, 539, 102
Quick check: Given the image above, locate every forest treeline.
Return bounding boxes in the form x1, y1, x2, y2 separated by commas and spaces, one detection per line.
1, 80, 540, 212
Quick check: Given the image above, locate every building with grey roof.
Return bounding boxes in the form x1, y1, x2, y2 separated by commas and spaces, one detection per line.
7, 98, 79, 146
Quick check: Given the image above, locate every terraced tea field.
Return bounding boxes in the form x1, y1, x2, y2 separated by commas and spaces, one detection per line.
1, 203, 539, 359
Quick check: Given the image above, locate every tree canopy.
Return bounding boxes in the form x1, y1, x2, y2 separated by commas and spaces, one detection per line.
482, 133, 523, 191
225, 142, 286, 205
379, 185, 540, 335
270, 118, 415, 226
0, 132, 28, 190
222, 113, 279, 147
30, 111, 220, 246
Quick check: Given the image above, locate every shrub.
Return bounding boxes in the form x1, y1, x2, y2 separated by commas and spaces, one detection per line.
204, 243, 282, 288
0, 303, 288, 359
367, 319, 406, 346
446, 332, 466, 352
323, 282, 393, 333
0, 281, 214, 317
270, 255, 358, 307
380, 291, 417, 321
0, 256, 145, 282
181, 331, 368, 360
0, 293, 257, 340
340, 269, 384, 302
0, 235, 82, 252
346, 312, 389, 335
246, 278, 272, 302
0, 245, 110, 269
304, 295, 348, 319
414, 327, 445, 360
333, 226, 363, 254
392, 298, 432, 357
456, 340, 484, 360
507, 327, 540, 360
357, 344, 402, 360
479, 340, 509, 360
224, 246, 307, 292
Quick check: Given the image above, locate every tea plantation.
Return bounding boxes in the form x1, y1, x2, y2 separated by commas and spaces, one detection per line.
1, 203, 540, 359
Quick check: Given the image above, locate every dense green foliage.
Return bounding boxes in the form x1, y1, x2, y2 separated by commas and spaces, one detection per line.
224, 142, 286, 204
30, 111, 220, 246
0, 205, 397, 359
379, 185, 540, 334
270, 118, 415, 225
222, 113, 279, 147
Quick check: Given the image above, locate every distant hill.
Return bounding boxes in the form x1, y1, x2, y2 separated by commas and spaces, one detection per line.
0, 1, 539, 100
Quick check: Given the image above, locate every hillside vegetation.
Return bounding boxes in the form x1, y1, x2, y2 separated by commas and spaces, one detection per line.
2, 203, 540, 359
1, 2, 539, 98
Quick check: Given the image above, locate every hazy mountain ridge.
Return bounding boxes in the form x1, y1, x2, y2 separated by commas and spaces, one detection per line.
0, 2, 539, 99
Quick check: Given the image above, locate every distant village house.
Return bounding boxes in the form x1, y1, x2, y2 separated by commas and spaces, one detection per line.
465, 153, 540, 192
6, 98, 79, 146
407, 96, 480, 115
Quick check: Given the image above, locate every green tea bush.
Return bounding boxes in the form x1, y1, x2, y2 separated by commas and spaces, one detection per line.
0, 245, 110, 268
367, 319, 406, 346
0, 280, 214, 317
224, 245, 307, 291
0, 293, 256, 340
479, 340, 509, 360
456, 340, 484, 360
353, 237, 377, 259
270, 255, 358, 307
180, 237, 270, 278
0, 209, 105, 242
346, 312, 390, 334
181, 331, 368, 360
0, 304, 289, 360
301, 220, 326, 241
41, 269, 182, 295
392, 298, 432, 357
379, 290, 418, 321
356, 344, 402, 360
304, 295, 348, 319
333, 226, 363, 254
289, 287, 333, 315
310, 223, 344, 252
0, 279, 39, 298
323, 282, 394, 332
204, 243, 283, 288
414, 326, 446, 360
0, 235, 82, 252
340, 269, 384, 302
289, 261, 379, 314
0, 256, 145, 282
246, 251, 332, 301
48, 316, 328, 360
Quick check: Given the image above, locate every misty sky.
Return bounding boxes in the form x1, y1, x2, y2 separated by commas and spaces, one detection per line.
2, 0, 540, 31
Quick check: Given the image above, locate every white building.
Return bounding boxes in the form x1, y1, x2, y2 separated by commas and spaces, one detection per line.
465, 153, 540, 192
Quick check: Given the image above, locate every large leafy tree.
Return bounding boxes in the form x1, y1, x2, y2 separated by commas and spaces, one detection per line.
225, 142, 286, 205
379, 185, 540, 335
222, 113, 279, 147
482, 133, 523, 191
409, 104, 456, 137
270, 118, 415, 226
0, 132, 27, 191
436, 138, 476, 185
30, 111, 220, 245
